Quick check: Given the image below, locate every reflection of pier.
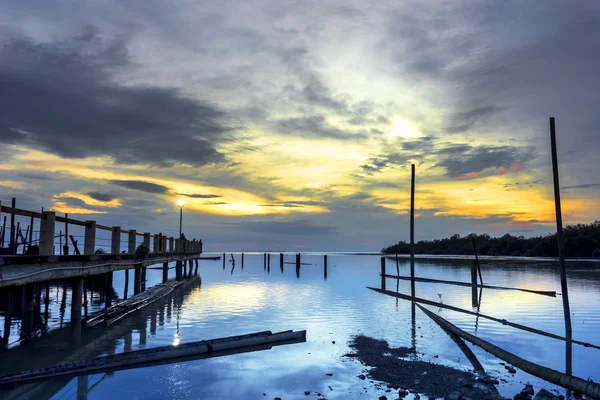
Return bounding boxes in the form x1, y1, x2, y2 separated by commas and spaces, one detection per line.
0, 276, 200, 400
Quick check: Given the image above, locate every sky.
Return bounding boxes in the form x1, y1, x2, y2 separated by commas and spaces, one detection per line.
0, 0, 599, 252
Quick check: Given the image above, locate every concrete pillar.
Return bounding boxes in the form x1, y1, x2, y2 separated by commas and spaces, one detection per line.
105, 272, 113, 308
162, 262, 169, 283
83, 221, 96, 255
111, 226, 121, 255
175, 260, 183, 281
143, 233, 150, 251
128, 229, 137, 254
39, 211, 56, 255
169, 237, 174, 253
134, 265, 142, 295
141, 267, 146, 291
71, 278, 83, 345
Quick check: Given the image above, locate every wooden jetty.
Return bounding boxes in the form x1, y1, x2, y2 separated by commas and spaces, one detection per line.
85, 280, 186, 327
0, 330, 307, 386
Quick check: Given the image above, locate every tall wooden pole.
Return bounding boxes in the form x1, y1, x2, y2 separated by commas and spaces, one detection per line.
550, 117, 572, 337
410, 164, 416, 299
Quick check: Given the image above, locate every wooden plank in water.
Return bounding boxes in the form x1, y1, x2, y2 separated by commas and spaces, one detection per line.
367, 287, 600, 350
0, 330, 307, 385
382, 274, 556, 297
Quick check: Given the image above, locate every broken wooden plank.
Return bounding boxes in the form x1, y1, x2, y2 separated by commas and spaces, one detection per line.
367, 287, 600, 350
382, 274, 556, 297
0, 330, 307, 385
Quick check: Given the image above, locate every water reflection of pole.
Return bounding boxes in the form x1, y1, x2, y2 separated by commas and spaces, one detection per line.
59, 285, 67, 328
566, 333, 572, 377
411, 301, 416, 352
550, 118, 572, 342
77, 375, 89, 400
475, 287, 483, 333
2, 289, 13, 349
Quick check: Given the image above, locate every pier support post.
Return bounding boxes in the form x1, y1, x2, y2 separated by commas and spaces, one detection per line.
380, 257, 386, 291
188, 259, 193, 277
162, 262, 169, 283
39, 211, 56, 255
71, 277, 83, 344
194, 259, 199, 275
20, 284, 35, 342
241, 253, 244, 269
324, 255, 328, 279
175, 239, 181, 253
143, 233, 150, 252
169, 237, 174, 253
280, 253, 284, 270
471, 261, 478, 307
123, 270, 129, 300
105, 272, 113, 308
222, 253, 226, 269
128, 230, 137, 254
175, 260, 183, 281
140, 267, 146, 291
84, 221, 96, 255
134, 265, 142, 295
263, 253, 266, 270
111, 226, 121, 255
162, 236, 167, 253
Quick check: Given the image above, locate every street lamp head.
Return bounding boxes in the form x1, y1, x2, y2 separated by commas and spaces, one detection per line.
177, 199, 185, 208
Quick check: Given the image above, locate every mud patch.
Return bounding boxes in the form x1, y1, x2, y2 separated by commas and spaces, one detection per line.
346, 335, 506, 399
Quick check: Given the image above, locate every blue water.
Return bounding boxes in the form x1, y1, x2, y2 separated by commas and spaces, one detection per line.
1, 253, 599, 399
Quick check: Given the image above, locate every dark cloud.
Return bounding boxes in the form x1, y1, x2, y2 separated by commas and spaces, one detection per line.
445, 106, 503, 134
19, 172, 57, 181
401, 136, 436, 152
562, 183, 600, 190
273, 115, 367, 140
179, 193, 222, 199
87, 191, 118, 202
436, 145, 534, 178
221, 219, 338, 236
109, 180, 169, 194
0, 30, 231, 166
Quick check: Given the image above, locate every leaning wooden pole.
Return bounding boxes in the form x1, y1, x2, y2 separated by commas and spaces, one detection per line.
416, 303, 600, 398
409, 164, 416, 298
550, 117, 572, 337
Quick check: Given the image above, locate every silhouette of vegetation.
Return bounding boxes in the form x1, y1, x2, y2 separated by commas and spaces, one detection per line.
382, 221, 600, 258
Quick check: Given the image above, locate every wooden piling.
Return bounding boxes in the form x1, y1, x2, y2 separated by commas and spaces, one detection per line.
241, 253, 244, 269
134, 266, 142, 294
550, 117, 572, 337
471, 236, 483, 285
471, 260, 478, 307
162, 262, 169, 283
267, 254, 270, 272
223, 253, 226, 269
28, 215, 34, 252
1, 215, 6, 247
280, 253, 284, 271
324, 255, 328, 279
194, 259, 199, 275
380, 257, 386, 290
141, 267, 146, 291
263, 253, 266, 270
175, 260, 183, 281
105, 272, 113, 308
410, 164, 416, 298
123, 270, 129, 300
188, 259, 193, 277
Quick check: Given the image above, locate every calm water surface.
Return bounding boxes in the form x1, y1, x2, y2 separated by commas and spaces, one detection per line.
1, 254, 599, 399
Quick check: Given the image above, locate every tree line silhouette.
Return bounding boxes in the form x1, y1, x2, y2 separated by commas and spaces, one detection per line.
382, 221, 600, 258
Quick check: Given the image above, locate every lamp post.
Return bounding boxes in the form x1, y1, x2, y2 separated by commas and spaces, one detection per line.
177, 199, 185, 237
